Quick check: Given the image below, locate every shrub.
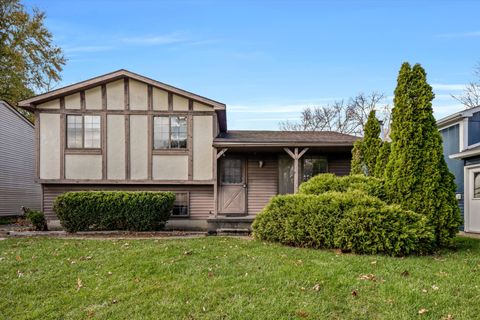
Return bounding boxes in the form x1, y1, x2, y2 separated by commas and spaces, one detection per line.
334, 205, 434, 256
252, 191, 384, 248
298, 173, 386, 200
26, 210, 48, 231
53, 191, 175, 232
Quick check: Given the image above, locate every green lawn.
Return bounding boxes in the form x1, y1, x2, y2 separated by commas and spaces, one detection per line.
1, 236, 479, 319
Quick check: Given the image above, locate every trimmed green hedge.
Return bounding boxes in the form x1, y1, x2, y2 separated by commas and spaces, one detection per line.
253, 176, 435, 256
53, 191, 175, 232
298, 173, 386, 200
334, 205, 434, 256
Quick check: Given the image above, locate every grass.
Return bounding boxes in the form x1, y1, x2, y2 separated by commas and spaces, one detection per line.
0, 236, 479, 319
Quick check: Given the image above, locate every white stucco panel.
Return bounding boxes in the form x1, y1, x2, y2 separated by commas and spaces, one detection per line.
64, 93, 81, 109
39, 113, 60, 179
193, 101, 213, 111
106, 79, 124, 110
172, 94, 189, 111
130, 115, 148, 179
85, 86, 102, 110
107, 115, 126, 179
65, 154, 102, 179
129, 79, 148, 110
37, 99, 60, 109
152, 155, 188, 180
193, 116, 213, 180
152, 87, 168, 110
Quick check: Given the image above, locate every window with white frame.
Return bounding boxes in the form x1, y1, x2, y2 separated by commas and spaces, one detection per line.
171, 193, 189, 217
66, 115, 101, 148
153, 116, 187, 149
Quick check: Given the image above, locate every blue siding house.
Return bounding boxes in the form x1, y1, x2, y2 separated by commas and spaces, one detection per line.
438, 105, 480, 233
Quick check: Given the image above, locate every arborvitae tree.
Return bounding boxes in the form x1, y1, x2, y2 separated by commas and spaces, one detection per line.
362, 110, 382, 176
384, 62, 461, 247
350, 110, 382, 176
350, 140, 363, 174
374, 141, 390, 178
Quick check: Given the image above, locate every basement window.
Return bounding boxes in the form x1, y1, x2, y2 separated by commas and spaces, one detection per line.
153, 116, 187, 149
171, 193, 189, 217
66, 115, 101, 149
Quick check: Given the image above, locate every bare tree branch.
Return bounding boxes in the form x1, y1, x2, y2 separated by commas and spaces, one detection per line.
452, 63, 480, 109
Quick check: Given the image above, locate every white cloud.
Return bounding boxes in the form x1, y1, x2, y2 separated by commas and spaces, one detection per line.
121, 32, 187, 45
431, 83, 465, 91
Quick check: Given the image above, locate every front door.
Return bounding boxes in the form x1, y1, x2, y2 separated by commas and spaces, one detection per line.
467, 166, 480, 233
219, 158, 247, 216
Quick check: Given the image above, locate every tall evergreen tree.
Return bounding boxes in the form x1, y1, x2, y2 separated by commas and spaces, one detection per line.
374, 141, 390, 178
350, 110, 382, 176
384, 62, 461, 247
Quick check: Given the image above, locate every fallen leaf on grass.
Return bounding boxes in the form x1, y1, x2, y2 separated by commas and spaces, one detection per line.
359, 274, 376, 281
371, 260, 377, 265
77, 278, 83, 290
107, 271, 113, 276
15, 256, 21, 261
0, 257, 5, 262
351, 290, 358, 297
296, 310, 309, 318
312, 284, 321, 291
17, 270, 24, 277
442, 315, 454, 320
422, 289, 428, 293
401, 270, 410, 277
432, 285, 439, 291
183, 250, 192, 255
418, 308, 428, 315
80, 256, 92, 261
207, 271, 214, 278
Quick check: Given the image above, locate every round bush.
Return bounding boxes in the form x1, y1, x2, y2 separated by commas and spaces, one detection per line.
299, 174, 386, 200
54, 191, 175, 232
334, 205, 434, 256
252, 191, 384, 248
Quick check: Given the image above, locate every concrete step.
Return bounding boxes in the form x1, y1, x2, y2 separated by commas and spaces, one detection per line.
215, 228, 251, 236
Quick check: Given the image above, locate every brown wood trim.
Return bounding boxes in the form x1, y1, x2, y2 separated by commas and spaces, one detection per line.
102, 114, 107, 179
80, 91, 86, 111
36, 109, 215, 116
213, 147, 218, 217
152, 149, 189, 155
216, 148, 228, 159
124, 78, 130, 111
147, 85, 153, 111
18, 70, 226, 110
125, 114, 130, 180
147, 115, 153, 180
36, 178, 215, 185
188, 99, 193, 111
64, 148, 102, 155
168, 92, 173, 111
35, 110, 40, 179
188, 114, 193, 180
101, 84, 107, 110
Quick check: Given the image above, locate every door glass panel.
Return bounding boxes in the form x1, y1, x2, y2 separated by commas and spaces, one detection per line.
278, 156, 294, 194
221, 159, 243, 184
474, 172, 480, 199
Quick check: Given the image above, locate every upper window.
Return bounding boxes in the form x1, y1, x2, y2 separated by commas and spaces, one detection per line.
67, 115, 101, 149
468, 112, 480, 146
154, 116, 187, 149
474, 172, 480, 199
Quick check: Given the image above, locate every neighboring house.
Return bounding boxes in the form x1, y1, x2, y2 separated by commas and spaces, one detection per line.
0, 100, 41, 216
17, 70, 357, 231
438, 105, 480, 233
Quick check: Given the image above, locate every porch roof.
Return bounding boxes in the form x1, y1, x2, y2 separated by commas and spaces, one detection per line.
213, 130, 359, 148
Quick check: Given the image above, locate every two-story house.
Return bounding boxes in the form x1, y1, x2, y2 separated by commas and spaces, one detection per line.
18, 70, 358, 231
438, 105, 480, 233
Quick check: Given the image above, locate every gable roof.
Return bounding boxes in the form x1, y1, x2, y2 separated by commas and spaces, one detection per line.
213, 130, 359, 147
17, 69, 226, 111
0, 100, 34, 128
437, 105, 480, 128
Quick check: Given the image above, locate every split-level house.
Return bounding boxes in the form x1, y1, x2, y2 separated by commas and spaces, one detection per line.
18, 70, 358, 231
438, 105, 480, 233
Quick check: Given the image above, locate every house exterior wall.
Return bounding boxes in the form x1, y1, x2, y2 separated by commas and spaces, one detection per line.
39, 113, 61, 179
0, 102, 41, 215
247, 156, 278, 215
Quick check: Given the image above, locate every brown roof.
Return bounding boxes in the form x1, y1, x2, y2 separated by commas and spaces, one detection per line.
213, 130, 359, 147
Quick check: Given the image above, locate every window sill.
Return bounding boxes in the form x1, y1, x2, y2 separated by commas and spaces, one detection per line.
65, 148, 102, 155
152, 149, 189, 155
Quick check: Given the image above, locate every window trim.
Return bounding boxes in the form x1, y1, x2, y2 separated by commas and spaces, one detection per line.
65, 114, 102, 150
152, 115, 189, 151
171, 192, 190, 218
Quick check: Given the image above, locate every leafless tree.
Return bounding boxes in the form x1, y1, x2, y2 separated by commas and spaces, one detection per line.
453, 63, 480, 109
279, 92, 391, 137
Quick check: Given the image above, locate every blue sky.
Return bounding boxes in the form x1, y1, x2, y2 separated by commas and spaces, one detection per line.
26, 0, 480, 129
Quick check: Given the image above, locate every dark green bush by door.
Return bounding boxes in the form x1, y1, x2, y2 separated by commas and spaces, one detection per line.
53, 191, 175, 232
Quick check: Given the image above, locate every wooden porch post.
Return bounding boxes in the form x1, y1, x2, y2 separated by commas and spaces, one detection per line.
284, 147, 309, 193
214, 148, 228, 218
